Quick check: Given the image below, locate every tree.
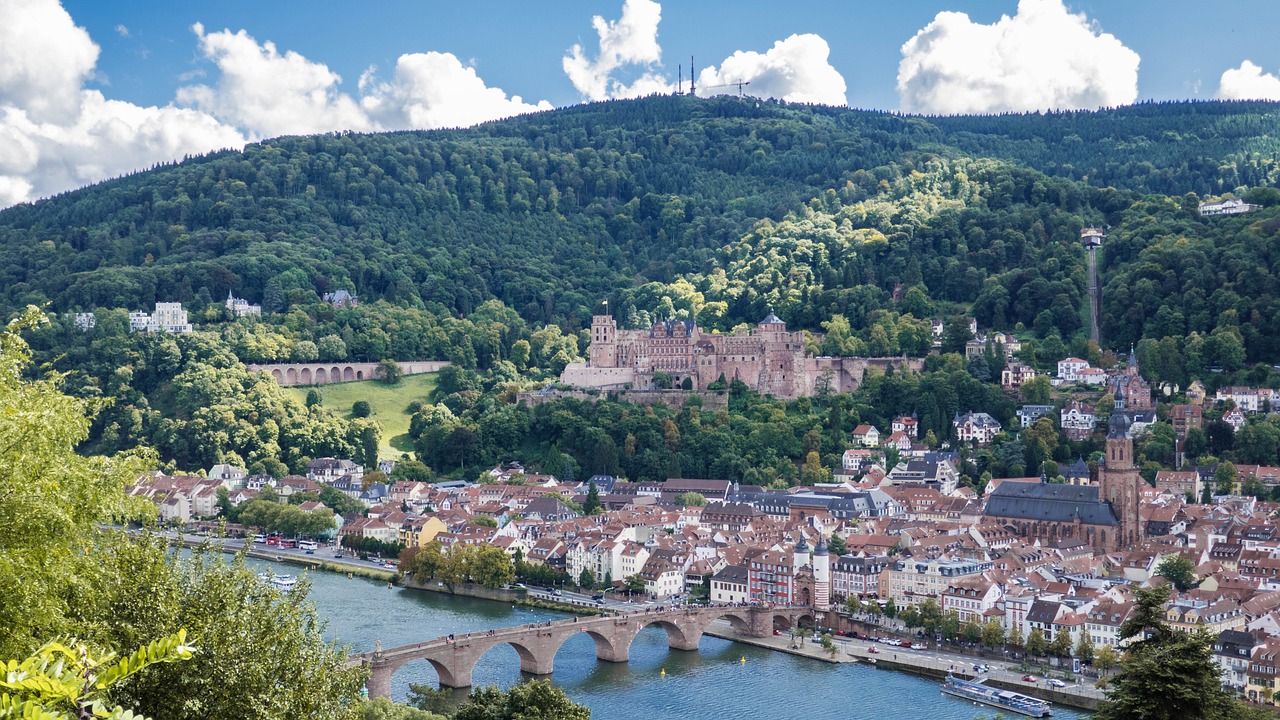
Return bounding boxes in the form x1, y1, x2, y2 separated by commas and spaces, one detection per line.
1097, 584, 1254, 720
1156, 554, 1199, 591
675, 491, 707, 507
376, 359, 403, 385
883, 598, 898, 619
305, 389, 323, 407
624, 574, 645, 596
1216, 460, 1238, 495
582, 480, 602, 515
820, 633, 838, 659
962, 620, 983, 644
0, 631, 195, 720
1026, 627, 1048, 658
941, 610, 960, 641
982, 620, 1005, 650
471, 515, 498, 528
578, 567, 595, 590
1049, 630, 1073, 658
1095, 644, 1118, 676
1021, 375, 1051, 405
470, 546, 515, 589
353, 400, 372, 418
1075, 628, 1095, 664
827, 534, 846, 556
358, 697, 445, 720
1007, 623, 1023, 648
844, 594, 862, 614
942, 315, 973, 356
453, 680, 589, 720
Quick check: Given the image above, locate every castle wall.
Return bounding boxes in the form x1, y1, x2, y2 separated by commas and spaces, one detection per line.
565, 314, 923, 400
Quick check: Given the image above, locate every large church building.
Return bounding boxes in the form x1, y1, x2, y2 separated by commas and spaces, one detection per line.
983, 389, 1146, 553
560, 312, 919, 400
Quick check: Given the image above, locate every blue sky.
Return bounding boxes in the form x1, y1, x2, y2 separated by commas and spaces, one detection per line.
4, 0, 1280, 207
62, 0, 1280, 110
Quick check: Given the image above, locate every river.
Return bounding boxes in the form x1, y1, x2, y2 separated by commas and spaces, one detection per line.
253, 558, 1089, 719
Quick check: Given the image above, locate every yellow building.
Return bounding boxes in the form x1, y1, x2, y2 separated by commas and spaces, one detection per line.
399, 516, 448, 548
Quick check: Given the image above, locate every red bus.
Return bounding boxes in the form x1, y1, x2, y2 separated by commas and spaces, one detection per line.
266, 535, 281, 546
280, 539, 298, 549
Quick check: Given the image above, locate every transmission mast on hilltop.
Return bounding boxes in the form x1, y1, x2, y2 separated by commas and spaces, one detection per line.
703, 80, 752, 97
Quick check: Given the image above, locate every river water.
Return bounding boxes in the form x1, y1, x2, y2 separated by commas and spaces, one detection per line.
254, 558, 1088, 719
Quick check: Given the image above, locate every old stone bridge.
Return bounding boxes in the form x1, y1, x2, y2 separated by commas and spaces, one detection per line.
353, 604, 814, 697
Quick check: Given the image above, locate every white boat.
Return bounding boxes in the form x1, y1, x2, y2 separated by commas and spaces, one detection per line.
941, 674, 1053, 717
270, 574, 298, 592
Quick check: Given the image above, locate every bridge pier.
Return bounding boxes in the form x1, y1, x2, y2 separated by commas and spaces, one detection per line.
669, 631, 701, 651
365, 656, 393, 699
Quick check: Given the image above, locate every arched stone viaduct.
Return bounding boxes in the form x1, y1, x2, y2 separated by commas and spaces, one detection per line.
247, 360, 450, 387
353, 605, 814, 698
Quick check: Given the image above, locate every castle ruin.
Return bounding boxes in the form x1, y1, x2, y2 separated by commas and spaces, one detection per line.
559, 312, 921, 400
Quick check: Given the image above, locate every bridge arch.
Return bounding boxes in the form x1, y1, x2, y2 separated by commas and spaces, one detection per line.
386, 655, 463, 690
315, 367, 328, 383
286, 367, 298, 384
271, 369, 283, 383
300, 368, 312, 384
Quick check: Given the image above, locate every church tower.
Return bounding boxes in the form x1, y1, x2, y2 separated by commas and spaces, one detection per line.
590, 313, 618, 367
1101, 387, 1144, 550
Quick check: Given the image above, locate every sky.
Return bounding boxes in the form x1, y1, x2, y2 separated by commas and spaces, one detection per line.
4, 0, 1280, 208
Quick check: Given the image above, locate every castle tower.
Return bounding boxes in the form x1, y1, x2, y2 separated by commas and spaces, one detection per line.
1101, 387, 1143, 550
589, 314, 618, 368
812, 536, 830, 611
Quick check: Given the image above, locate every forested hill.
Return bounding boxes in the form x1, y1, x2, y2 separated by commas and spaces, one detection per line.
3, 96, 1280, 365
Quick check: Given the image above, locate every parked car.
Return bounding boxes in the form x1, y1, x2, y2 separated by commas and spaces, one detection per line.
1048, 678, 1066, 688
867, 646, 880, 654
911, 643, 928, 650
1022, 675, 1038, 682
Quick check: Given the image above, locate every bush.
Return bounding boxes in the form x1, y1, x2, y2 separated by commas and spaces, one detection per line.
352, 400, 372, 418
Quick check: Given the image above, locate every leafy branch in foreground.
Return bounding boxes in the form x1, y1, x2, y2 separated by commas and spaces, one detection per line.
0, 630, 195, 720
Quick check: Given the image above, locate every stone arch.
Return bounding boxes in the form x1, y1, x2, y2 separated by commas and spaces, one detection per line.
772, 614, 796, 632
343, 366, 355, 381
315, 367, 328, 383
300, 368, 312, 384
388, 655, 460, 690
285, 367, 298, 384
797, 587, 812, 607
794, 613, 815, 629
357, 370, 365, 380
702, 612, 751, 635
331, 366, 341, 382
271, 369, 284, 383
473, 638, 550, 677
630, 617, 699, 653
554, 629, 626, 664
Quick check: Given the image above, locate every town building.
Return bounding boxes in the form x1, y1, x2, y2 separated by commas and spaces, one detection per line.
323, 289, 359, 308
1061, 401, 1096, 441
129, 302, 193, 333
1199, 198, 1259, 216
1016, 405, 1054, 428
73, 312, 96, 330
226, 291, 262, 317
953, 412, 1000, 445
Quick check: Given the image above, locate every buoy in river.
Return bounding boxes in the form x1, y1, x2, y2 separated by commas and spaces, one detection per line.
740, 656, 746, 664
660, 668, 666, 676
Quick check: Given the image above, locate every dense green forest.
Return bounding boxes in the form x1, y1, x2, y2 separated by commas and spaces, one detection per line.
4, 96, 1280, 363
8, 96, 1280, 477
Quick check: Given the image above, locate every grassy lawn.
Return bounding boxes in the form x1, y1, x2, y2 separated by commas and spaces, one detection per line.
285, 373, 438, 461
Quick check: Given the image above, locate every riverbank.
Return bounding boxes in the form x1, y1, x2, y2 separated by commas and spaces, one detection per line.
843, 644, 1103, 711
703, 623, 851, 664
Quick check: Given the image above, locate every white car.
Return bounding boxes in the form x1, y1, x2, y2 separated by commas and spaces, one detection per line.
1048, 678, 1067, 688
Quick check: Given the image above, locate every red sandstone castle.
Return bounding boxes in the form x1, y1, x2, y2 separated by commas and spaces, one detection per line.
560, 311, 920, 400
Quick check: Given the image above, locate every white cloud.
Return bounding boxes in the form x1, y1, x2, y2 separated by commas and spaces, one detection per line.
897, 0, 1139, 114
1217, 60, 1280, 101
563, 0, 672, 100
696, 34, 847, 106
0, 1, 244, 207
359, 52, 551, 130
115, 24, 129, 38
0, 3, 553, 207
178, 23, 375, 138
0, 0, 99, 124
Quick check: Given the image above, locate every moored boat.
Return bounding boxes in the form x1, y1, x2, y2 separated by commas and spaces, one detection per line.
270, 574, 298, 592
940, 674, 1052, 717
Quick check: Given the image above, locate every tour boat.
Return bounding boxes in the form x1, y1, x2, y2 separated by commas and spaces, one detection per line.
940, 674, 1053, 717
270, 574, 298, 592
